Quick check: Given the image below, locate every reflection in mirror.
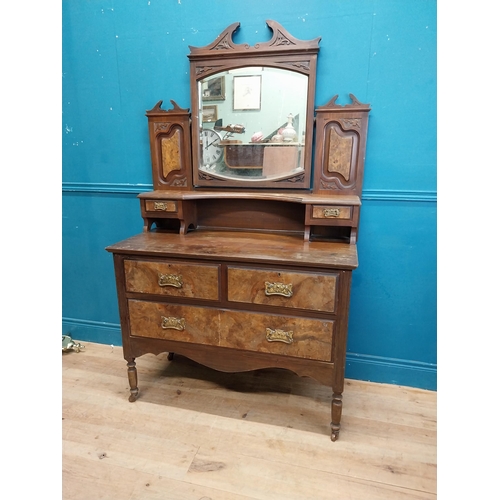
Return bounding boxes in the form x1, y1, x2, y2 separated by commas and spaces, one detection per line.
198, 66, 308, 181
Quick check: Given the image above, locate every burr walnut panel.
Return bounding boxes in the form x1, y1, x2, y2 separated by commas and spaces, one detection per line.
146, 100, 192, 191
128, 300, 220, 345
124, 260, 220, 300
313, 94, 370, 196
161, 130, 182, 178
219, 309, 334, 361
227, 266, 338, 313
327, 125, 354, 180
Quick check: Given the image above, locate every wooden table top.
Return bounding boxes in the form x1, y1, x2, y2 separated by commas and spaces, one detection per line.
106, 230, 358, 270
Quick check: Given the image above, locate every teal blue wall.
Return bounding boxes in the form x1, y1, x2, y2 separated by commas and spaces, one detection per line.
62, 0, 437, 390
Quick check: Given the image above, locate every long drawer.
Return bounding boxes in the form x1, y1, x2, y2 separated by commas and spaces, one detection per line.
124, 259, 220, 300
227, 266, 338, 313
128, 299, 333, 362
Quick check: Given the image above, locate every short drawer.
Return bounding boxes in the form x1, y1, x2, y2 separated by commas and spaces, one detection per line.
227, 266, 338, 313
128, 300, 220, 345
220, 309, 333, 362
144, 200, 177, 213
311, 205, 353, 220
124, 260, 220, 300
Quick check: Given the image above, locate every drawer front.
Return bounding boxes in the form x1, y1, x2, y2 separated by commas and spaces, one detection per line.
311, 205, 352, 220
220, 310, 333, 361
227, 266, 338, 313
124, 260, 220, 300
128, 300, 220, 345
144, 200, 177, 213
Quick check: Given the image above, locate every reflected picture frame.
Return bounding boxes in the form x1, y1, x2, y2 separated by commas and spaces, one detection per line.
202, 105, 218, 123
233, 75, 261, 111
202, 76, 225, 101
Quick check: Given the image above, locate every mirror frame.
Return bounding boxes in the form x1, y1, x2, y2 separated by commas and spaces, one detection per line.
188, 20, 321, 190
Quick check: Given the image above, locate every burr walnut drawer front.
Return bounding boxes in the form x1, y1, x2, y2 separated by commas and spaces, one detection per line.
128, 300, 220, 345
128, 300, 333, 361
124, 260, 220, 300
227, 266, 338, 313
311, 205, 353, 221
220, 310, 334, 362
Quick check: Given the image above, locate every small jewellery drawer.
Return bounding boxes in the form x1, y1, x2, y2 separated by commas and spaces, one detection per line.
144, 200, 177, 213
124, 260, 220, 300
128, 300, 220, 345
227, 266, 338, 313
311, 205, 353, 220
220, 310, 333, 362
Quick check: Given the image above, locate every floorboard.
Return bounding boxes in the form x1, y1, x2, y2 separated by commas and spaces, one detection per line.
62, 342, 437, 499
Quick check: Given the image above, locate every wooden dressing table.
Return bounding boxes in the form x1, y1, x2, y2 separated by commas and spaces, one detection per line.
106, 20, 370, 440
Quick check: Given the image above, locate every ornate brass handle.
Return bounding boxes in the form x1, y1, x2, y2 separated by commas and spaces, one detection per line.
265, 281, 293, 298
161, 316, 185, 331
266, 328, 293, 344
323, 208, 341, 218
158, 273, 183, 288
154, 202, 169, 211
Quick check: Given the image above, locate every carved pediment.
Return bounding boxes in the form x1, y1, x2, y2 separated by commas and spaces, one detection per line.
188, 20, 320, 58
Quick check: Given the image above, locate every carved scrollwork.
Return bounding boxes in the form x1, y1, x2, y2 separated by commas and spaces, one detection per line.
195, 65, 223, 76
272, 29, 295, 46
189, 20, 320, 56
214, 34, 232, 50
339, 118, 361, 129
155, 122, 172, 132
170, 176, 188, 187
198, 171, 227, 181
317, 93, 370, 111
276, 173, 305, 184
146, 99, 189, 115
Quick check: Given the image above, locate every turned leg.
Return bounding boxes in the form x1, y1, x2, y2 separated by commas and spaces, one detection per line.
127, 359, 139, 402
330, 392, 343, 441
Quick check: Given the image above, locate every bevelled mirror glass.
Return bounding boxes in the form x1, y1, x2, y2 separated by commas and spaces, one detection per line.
188, 20, 320, 190
197, 66, 308, 182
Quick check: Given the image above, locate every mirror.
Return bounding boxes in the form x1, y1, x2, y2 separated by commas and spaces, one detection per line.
188, 20, 320, 189
198, 67, 308, 181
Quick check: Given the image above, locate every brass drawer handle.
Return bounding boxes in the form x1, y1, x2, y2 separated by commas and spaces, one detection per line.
323, 208, 340, 218
154, 202, 169, 211
265, 281, 293, 298
266, 328, 293, 344
158, 273, 183, 288
161, 316, 185, 331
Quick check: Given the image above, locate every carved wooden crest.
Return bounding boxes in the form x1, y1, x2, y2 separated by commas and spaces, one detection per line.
188, 20, 321, 59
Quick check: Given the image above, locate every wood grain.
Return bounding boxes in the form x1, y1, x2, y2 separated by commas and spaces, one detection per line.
124, 259, 220, 300
327, 125, 353, 179
106, 231, 358, 270
128, 300, 220, 345
227, 266, 338, 313
161, 130, 182, 178
219, 309, 333, 361
62, 342, 436, 500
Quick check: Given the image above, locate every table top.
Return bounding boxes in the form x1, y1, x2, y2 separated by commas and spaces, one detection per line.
106, 230, 358, 270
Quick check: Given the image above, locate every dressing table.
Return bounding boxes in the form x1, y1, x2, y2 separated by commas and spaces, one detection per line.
106, 20, 370, 440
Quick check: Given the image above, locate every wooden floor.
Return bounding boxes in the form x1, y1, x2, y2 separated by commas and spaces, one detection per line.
62, 342, 436, 500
